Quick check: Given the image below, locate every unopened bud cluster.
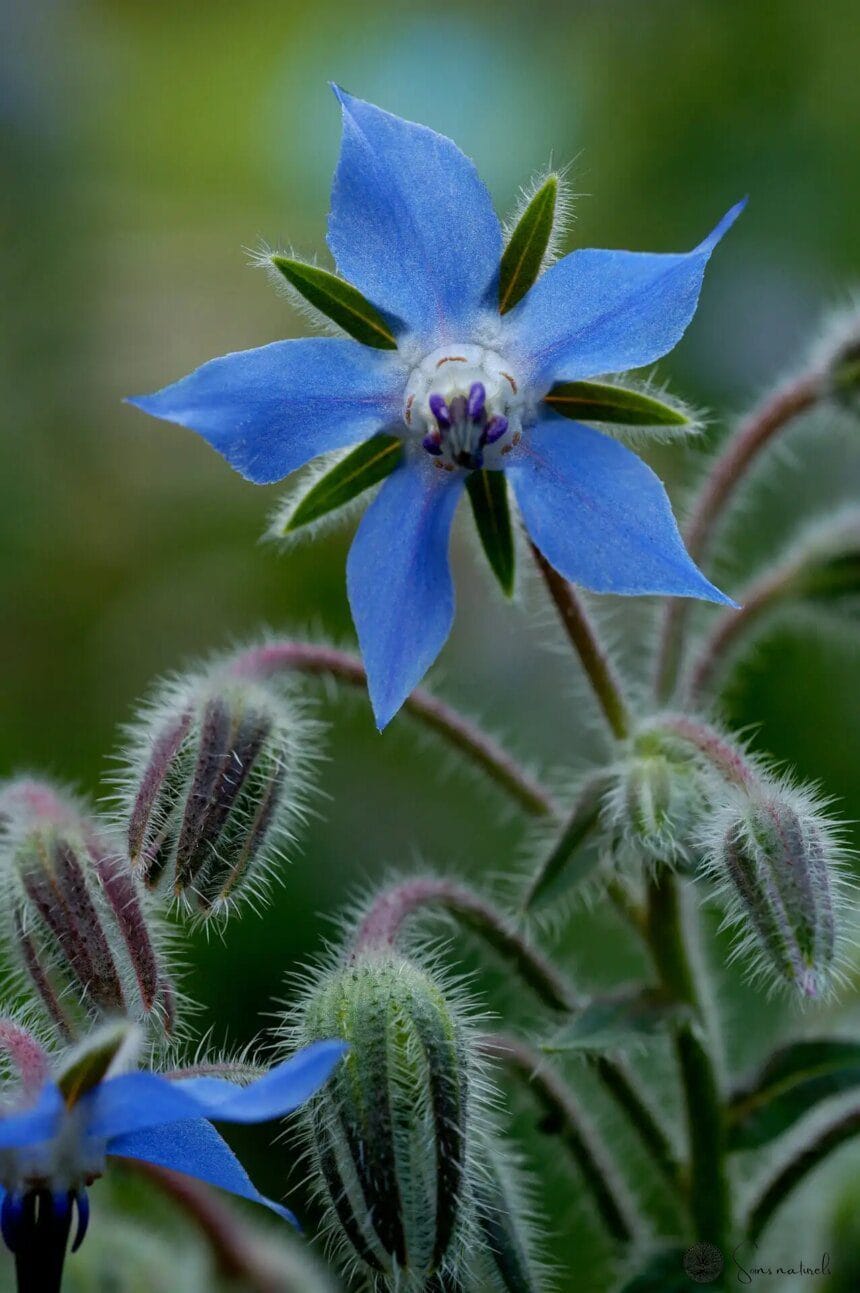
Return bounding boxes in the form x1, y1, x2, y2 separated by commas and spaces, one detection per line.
601, 726, 707, 868
119, 662, 311, 918
289, 948, 494, 1290
0, 781, 174, 1040
703, 784, 843, 998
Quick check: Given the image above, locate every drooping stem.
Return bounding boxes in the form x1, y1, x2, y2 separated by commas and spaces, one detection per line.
229, 641, 557, 818
530, 545, 631, 740
746, 1106, 860, 1243
654, 370, 822, 701
121, 1161, 280, 1292
355, 878, 681, 1193
645, 870, 729, 1252
651, 714, 760, 793
479, 1033, 637, 1244
350, 876, 578, 1013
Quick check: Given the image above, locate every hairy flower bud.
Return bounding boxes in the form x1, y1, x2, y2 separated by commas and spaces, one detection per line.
705, 787, 845, 998
119, 663, 314, 918
0, 781, 174, 1040
290, 951, 485, 1289
467, 1131, 551, 1292
602, 728, 705, 867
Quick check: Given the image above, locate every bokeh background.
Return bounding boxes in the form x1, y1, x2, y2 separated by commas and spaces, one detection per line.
2, 0, 859, 1288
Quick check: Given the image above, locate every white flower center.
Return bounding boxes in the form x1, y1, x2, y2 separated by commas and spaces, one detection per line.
402, 344, 525, 472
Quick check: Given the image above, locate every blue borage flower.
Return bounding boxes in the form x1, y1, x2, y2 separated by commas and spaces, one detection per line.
0, 1035, 346, 1289
130, 87, 743, 730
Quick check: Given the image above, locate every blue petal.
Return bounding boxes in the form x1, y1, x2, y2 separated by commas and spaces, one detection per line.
107, 1118, 297, 1226
127, 338, 405, 484
507, 417, 734, 602
83, 1042, 346, 1141
327, 87, 502, 347
170, 1041, 348, 1122
503, 202, 745, 390
0, 1083, 63, 1149
347, 456, 465, 730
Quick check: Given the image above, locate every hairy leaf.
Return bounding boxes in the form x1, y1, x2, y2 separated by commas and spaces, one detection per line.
727, 1039, 860, 1151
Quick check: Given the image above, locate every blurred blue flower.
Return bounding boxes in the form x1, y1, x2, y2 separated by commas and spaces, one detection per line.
0, 1039, 346, 1287
130, 88, 742, 729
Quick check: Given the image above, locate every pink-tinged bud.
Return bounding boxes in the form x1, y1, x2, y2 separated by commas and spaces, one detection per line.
0, 1018, 50, 1096
705, 786, 846, 999
0, 781, 175, 1040
118, 665, 313, 919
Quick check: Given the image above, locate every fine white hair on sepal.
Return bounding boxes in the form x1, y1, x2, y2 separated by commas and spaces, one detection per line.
264, 446, 382, 554
502, 161, 579, 270
247, 240, 350, 339
576, 370, 708, 447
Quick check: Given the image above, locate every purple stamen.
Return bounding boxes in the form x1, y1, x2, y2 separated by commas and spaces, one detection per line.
448, 394, 468, 424
467, 382, 486, 421
482, 415, 509, 446
422, 432, 443, 456
428, 394, 450, 429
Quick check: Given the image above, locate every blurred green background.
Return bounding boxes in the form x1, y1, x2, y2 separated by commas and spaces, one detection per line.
2, 0, 859, 1288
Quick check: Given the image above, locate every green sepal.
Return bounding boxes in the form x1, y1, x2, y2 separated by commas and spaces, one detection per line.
499, 175, 558, 314
271, 256, 397, 350
466, 469, 516, 597
544, 380, 690, 427
727, 1039, 860, 1151
57, 1021, 136, 1107
279, 435, 403, 535
523, 771, 610, 911
542, 988, 683, 1055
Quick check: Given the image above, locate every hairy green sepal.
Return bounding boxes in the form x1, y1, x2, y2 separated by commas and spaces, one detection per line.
467, 469, 516, 597
281, 435, 403, 535
271, 256, 397, 349
544, 380, 690, 427
727, 1039, 860, 1151
499, 176, 558, 313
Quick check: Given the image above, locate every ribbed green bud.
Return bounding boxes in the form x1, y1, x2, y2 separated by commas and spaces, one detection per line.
466, 1131, 550, 1292
707, 789, 843, 998
603, 728, 704, 867
0, 781, 175, 1040
292, 952, 479, 1290
120, 663, 312, 918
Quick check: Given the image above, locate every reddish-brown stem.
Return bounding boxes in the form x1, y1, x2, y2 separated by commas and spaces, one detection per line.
0, 1018, 50, 1092
350, 876, 578, 1013
229, 641, 557, 819
530, 545, 631, 740
653, 714, 760, 793
119, 1161, 281, 1292
654, 371, 822, 702
684, 567, 793, 704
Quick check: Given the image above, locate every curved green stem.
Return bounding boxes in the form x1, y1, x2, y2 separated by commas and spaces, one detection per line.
230, 641, 557, 818
480, 1032, 638, 1245
645, 870, 730, 1251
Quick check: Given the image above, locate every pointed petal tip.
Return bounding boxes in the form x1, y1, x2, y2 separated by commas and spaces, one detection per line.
699, 198, 748, 253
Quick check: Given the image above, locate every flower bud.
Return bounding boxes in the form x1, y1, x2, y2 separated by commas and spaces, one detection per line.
602, 728, 705, 867
706, 788, 843, 998
291, 951, 483, 1288
120, 664, 312, 918
0, 781, 174, 1040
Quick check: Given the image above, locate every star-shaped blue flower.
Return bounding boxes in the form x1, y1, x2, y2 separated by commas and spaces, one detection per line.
0, 1038, 346, 1288
130, 87, 742, 730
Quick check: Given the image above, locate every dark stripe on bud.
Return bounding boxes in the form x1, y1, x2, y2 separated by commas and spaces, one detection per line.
294, 953, 475, 1285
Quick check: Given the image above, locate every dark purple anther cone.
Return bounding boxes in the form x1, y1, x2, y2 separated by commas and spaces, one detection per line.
467, 382, 486, 420
2, 1189, 81, 1293
428, 394, 450, 428
482, 416, 509, 446
448, 395, 468, 424
422, 433, 443, 456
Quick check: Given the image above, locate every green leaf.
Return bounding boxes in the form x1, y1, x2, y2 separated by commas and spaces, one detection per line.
544, 380, 690, 426
57, 1021, 135, 1107
542, 988, 683, 1055
523, 771, 609, 911
727, 1039, 860, 1151
280, 435, 403, 535
271, 256, 397, 349
466, 469, 516, 596
618, 1247, 711, 1293
499, 175, 558, 314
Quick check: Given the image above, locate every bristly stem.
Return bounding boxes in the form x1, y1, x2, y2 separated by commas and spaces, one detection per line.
645, 870, 730, 1252
350, 876, 578, 1013
230, 641, 557, 818
480, 1032, 638, 1245
654, 370, 822, 702
588, 1053, 682, 1192
746, 1105, 860, 1243
530, 544, 631, 740
122, 1161, 279, 1292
